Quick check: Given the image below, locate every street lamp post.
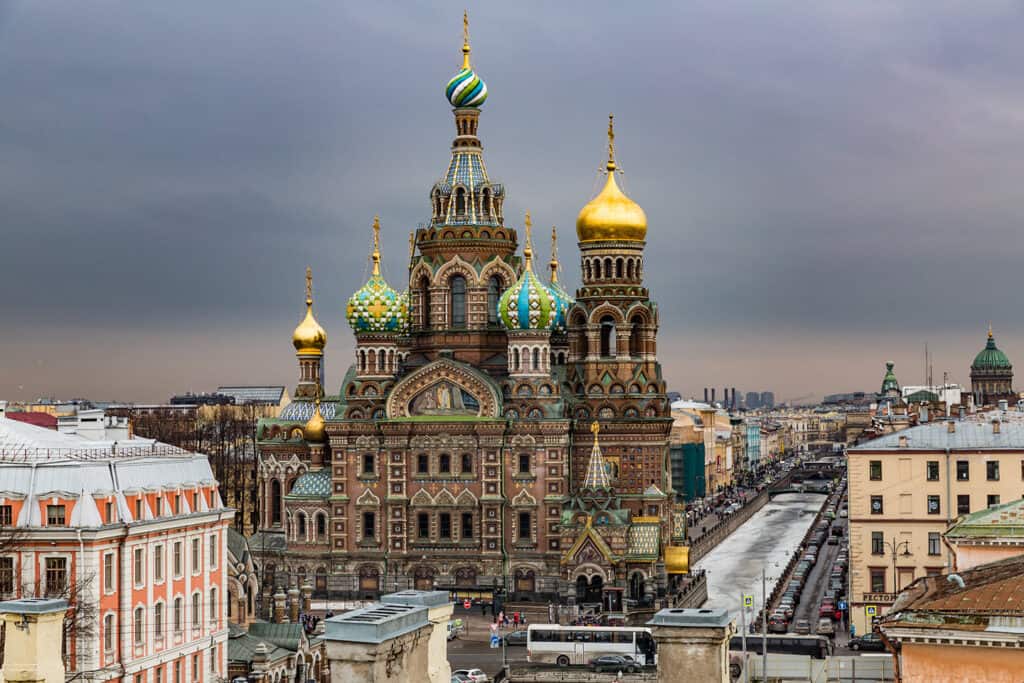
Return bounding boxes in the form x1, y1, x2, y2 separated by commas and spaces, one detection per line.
884, 538, 913, 594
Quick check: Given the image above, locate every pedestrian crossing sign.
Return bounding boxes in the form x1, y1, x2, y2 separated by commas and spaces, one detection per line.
743, 595, 754, 608
865, 605, 877, 617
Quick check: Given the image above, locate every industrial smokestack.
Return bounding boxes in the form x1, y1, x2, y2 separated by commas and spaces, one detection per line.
711, 388, 716, 404
731, 387, 737, 409
704, 388, 709, 403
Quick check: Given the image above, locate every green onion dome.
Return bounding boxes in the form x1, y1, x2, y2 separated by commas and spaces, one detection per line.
346, 217, 408, 334
880, 361, 899, 394
499, 219, 556, 331
445, 12, 488, 108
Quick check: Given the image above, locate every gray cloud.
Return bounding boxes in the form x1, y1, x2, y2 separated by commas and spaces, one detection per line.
2, 1, 1023, 402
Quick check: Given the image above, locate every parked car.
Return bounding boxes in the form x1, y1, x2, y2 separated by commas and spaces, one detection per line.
451, 675, 472, 683
849, 633, 886, 652
504, 630, 528, 646
453, 670, 488, 682
591, 655, 638, 673
817, 618, 835, 637
793, 619, 811, 635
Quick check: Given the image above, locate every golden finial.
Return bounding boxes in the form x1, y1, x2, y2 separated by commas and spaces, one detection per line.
462, 10, 472, 70
523, 211, 533, 266
606, 113, 616, 172
305, 266, 313, 306
549, 226, 560, 283
591, 420, 601, 442
371, 215, 381, 277
989, 322, 994, 339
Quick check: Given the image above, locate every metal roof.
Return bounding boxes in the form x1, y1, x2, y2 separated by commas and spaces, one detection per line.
216, 386, 286, 405
850, 413, 1024, 451
324, 603, 428, 644
648, 607, 732, 628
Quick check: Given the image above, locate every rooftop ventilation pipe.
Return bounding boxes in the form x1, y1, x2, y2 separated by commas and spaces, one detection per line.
946, 574, 965, 589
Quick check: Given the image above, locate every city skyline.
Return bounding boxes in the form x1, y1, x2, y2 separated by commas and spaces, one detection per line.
3, 2, 1023, 402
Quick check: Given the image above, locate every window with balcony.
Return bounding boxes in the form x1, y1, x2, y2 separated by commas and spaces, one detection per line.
957, 495, 970, 515
956, 460, 969, 481
869, 460, 882, 481
870, 495, 883, 514
987, 461, 1000, 481
926, 461, 939, 481
928, 532, 941, 556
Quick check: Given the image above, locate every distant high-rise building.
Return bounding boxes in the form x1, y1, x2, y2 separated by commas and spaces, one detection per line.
760, 391, 775, 409
745, 392, 760, 409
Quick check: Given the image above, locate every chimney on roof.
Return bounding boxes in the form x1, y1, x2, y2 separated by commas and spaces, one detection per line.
947, 420, 956, 434
993, 419, 1001, 434
898, 435, 908, 448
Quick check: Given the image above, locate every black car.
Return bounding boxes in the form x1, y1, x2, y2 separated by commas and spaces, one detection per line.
590, 655, 637, 673
503, 630, 528, 646
849, 633, 886, 652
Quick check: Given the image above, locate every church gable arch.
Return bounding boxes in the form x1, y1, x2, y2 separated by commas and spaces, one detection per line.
386, 359, 502, 418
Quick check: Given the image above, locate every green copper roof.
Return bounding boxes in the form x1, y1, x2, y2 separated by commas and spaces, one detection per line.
946, 497, 1024, 539
972, 331, 1012, 370
880, 361, 899, 394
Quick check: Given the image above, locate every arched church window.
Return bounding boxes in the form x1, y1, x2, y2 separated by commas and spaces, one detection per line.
487, 275, 501, 325
630, 315, 643, 357
271, 480, 282, 526
512, 347, 520, 372
616, 258, 623, 279
316, 513, 326, 540
455, 188, 466, 215
419, 276, 432, 330
604, 258, 613, 279
600, 316, 616, 358
594, 259, 602, 279
450, 275, 467, 327
481, 189, 491, 219
297, 512, 307, 539
533, 347, 540, 370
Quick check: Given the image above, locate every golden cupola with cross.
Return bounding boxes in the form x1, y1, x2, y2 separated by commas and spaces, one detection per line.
576, 114, 648, 244
293, 267, 327, 398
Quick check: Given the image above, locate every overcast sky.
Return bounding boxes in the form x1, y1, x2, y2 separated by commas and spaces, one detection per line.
2, 1, 1023, 404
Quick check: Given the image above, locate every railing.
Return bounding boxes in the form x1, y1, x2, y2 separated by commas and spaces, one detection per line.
0, 443, 193, 462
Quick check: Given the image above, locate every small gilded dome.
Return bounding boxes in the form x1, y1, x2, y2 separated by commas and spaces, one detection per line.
576, 114, 647, 244
499, 215, 557, 331
303, 400, 326, 443
293, 267, 327, 355
445, 11, 488, 108
346, 217, 409, 334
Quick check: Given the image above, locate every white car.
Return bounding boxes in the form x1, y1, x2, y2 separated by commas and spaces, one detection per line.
453, 669, 488, 682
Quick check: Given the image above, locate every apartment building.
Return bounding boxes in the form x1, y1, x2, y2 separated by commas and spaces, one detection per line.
0, 406, 233, 682
846, 413, 1024, 636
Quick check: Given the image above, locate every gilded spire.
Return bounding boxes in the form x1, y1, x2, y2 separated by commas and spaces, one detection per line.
606, 113, 616, 172
549, 226, 560, 283
583, 420, 612, 490
462, 9, 471, 69
523, 211, 533, 267
408, 229, 416, 272
371, 215, 382, 277
989, 322, 994, 340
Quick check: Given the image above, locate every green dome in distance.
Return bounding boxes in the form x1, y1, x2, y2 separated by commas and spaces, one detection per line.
972, 327, 1012, 370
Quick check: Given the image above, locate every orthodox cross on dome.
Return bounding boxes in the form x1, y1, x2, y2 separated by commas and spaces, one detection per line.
523, 210, 534, 266
606, 113, 617, 172
462, 9, 471, 69
583, 420, 612, 490
371, 215, 382, 276
305, 266, 313, 306
549, 226, 560, 283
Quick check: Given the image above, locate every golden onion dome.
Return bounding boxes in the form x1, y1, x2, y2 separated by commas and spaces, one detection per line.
293, 267, 327, 355
303, 399, 326, 443
576, 114, 647, 244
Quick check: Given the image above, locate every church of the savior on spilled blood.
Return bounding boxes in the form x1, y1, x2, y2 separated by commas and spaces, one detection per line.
254, 17, 688, 611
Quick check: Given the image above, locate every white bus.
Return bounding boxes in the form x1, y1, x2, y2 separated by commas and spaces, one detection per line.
526, 624, 657, 667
